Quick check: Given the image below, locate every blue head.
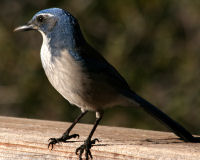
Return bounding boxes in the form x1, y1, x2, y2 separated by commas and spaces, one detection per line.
14, 8, 85, 49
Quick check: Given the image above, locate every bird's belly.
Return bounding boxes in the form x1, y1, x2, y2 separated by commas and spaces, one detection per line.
43, 63, 121, 111
47, 68, 92, 110
45, 66, 82, 104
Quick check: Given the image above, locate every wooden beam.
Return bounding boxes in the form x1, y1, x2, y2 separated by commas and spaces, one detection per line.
0, 116, 199, 159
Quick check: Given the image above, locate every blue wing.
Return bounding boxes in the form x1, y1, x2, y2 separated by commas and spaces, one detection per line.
76, 43, 131, 92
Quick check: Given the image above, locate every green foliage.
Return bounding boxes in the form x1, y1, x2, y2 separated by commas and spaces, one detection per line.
0, 0, 199, 133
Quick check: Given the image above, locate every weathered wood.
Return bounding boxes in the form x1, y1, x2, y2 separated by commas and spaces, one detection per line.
0, 116, 199, 160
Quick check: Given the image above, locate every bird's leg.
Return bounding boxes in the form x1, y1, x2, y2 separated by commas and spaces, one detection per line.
48, 110, 88, 149
76, 111, 103, 160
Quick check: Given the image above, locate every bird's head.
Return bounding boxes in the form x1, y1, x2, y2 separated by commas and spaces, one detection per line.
14, 8, 79, 35
14, 8, 85, 49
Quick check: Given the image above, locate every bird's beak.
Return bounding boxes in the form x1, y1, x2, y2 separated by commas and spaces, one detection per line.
14, 24, 35, 32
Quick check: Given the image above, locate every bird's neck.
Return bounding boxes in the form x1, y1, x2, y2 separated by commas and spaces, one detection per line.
46, 24, 85, 49
41, 27, 86, 61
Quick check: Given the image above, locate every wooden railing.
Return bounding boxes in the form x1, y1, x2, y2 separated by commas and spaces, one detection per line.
0, 116, 199, 159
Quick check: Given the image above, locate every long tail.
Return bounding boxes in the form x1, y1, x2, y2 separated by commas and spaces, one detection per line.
125, 90, 199, 142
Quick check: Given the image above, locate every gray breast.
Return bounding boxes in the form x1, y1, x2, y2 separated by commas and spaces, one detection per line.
40, 41, 92, 109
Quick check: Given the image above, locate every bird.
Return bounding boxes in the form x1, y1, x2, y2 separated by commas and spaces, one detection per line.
14, 8, 199, 160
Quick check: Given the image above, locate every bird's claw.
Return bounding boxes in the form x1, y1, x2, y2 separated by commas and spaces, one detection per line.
75, 138, 99, 160
48, 138, 59, 150
48, 133, 79, 150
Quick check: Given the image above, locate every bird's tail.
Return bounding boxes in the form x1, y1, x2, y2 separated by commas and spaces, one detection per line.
125, 90, 198, 142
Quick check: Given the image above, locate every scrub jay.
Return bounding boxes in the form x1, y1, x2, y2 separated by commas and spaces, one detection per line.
14, 8, 199, 160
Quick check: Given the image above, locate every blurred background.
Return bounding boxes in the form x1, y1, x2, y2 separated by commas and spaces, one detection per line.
0, 0, 200, 134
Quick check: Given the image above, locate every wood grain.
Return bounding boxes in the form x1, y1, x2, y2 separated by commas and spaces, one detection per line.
0, 116, 199, 160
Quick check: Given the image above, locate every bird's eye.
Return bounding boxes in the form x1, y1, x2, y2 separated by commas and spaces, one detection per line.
37, 15, 44, 23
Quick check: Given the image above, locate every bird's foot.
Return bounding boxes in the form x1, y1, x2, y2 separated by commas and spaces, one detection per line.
48, 133, 79, 150
75, 138, 99, 160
